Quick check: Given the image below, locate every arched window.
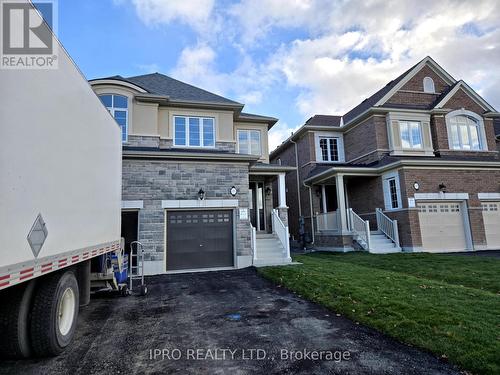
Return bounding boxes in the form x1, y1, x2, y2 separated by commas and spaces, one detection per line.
447, 113, 483, 150
423, 77, 435, 93
99, 94, 128, 142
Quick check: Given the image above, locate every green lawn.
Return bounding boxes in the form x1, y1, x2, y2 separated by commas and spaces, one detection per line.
258, 252, 500, 375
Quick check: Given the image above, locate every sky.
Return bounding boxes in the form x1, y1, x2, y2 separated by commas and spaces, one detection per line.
56, 0, 500, 151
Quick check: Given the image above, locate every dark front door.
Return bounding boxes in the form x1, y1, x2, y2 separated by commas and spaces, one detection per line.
166, 210, 234, 271
249, 182, 265, 231
121, 211, 138, 256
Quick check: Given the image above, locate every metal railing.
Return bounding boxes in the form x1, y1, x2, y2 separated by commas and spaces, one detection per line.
375, 208, 400, 248
348, 208, 371, 250
315, 210, 340, 232
272, 209, 291, 261
250, 223, 257, 261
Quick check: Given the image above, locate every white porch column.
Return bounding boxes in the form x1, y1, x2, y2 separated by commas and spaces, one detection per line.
278, 173, 287, 208
336, 174, 348, 233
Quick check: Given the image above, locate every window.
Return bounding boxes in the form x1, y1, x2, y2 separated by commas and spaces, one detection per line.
173, 116, 215, 147
238, 130, 261, 155
423, 77, 435, 93
99, 94, 128, 142
383, 172, 402, 210
399, 121, 423, 149
448, 115, 481, 150
319, 137, 339, 161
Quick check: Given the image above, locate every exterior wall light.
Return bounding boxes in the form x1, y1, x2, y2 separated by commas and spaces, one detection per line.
439, 183, 447, 192
265, 187, 272, 196
198, 188, 205, 200
413, 182, 420, 191
230, 186, 237, 196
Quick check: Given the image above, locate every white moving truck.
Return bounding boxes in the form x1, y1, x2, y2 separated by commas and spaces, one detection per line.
0, 1, 122, 358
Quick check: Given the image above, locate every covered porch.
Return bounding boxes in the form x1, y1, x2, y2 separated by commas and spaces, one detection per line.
248, 163, 295, 265
305, 170, 401, 253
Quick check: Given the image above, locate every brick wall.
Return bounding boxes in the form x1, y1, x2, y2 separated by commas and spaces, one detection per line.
344, 115, 389, 163
430, 89, 498, 156
400, 65, 449, 92
386, 91, 439, 108
400, 168, 500, 248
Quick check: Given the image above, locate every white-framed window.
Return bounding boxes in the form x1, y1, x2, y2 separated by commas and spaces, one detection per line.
423, 77, 435, 93
237, 129, 261, 155
173, 116, 215, 147
448, 115, 482, 150
319, 137, 339, 162
383, 171, 402, 210
99, 94, 128, 142
314, 132, 344, 162
399, 121, 423, 149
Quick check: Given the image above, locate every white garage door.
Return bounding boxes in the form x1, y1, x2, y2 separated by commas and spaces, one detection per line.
417, 202, 468, 252
481, 202, 500, 249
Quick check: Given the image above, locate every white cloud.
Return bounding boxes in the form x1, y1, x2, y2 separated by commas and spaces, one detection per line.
124, 0, 500, 147
125, 0, 215, 30
170, 43, 279, 106
268, 122, 300, 152
271, 0, 500, 119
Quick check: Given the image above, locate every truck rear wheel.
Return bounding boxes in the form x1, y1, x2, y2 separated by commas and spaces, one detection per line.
0, 281, 36, 358
30, 271, 79, 357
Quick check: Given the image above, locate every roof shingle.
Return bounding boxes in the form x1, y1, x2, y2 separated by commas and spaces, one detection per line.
94, 73, 242, 106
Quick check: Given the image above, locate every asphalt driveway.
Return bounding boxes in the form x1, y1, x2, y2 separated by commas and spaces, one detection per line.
0, 268, 460, 375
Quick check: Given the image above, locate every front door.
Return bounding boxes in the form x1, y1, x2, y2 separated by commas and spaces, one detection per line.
249, 182, 265, 231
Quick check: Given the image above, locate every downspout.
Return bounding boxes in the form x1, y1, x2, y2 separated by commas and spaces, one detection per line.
290, 139, 302, 216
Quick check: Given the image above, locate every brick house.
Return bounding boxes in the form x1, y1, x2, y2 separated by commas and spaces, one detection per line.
271, 57, 500, 253
90, 74, 294, 274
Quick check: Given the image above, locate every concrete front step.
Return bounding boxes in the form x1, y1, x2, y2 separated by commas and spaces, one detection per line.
256, 233, 275, 239
254, 258, 292, 267
369, 248, 401, 254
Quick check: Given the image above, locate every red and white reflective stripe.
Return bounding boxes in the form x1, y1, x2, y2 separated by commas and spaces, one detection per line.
0, 240, 121, 291
19, 267, 34, 280
0, 275, 9, 288
41, 262, 53, 273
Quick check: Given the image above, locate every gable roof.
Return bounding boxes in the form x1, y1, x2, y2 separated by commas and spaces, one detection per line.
343, 56, 456, 125
305, 115, 342, 126
342, 63, 419, 124
433, 80, 497, 112
91, 73, 242, 106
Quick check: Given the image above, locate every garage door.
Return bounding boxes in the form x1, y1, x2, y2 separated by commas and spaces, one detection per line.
481, 202, 500, 249
166, 210, 234, 271
417, 202, 468, 252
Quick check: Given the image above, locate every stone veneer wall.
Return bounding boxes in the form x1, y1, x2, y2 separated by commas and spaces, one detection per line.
126, 135, 236, 153
122, 159, 251, 265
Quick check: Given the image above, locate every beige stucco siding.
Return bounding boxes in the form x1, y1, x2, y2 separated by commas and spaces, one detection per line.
234, 122, 270, 163
133, 102, 159, 135
161, 108, 235, 142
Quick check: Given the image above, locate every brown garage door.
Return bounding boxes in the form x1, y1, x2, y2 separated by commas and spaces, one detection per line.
166, 210, 234, 271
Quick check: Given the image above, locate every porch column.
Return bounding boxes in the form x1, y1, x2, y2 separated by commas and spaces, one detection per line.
336, 174, 348, 234
278, 173, 287, 208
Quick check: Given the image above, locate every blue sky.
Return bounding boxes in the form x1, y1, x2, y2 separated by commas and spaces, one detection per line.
56, 0, 500, 150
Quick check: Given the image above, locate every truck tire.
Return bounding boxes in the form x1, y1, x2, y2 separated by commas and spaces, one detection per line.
30, 270, 79, 357
0, 280, 36, 358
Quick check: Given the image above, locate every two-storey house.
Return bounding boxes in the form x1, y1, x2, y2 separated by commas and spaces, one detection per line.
90, 73, 294, 274
271, 57, 500, 253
